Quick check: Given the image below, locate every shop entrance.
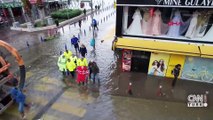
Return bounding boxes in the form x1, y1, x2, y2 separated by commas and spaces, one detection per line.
131, 51, 151, 73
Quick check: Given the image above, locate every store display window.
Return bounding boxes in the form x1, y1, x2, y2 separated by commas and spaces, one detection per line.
181, 57, 213, 83
122, 49, 132, 72
122, 7, 213, 42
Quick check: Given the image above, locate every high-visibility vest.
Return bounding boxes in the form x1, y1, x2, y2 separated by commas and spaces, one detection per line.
57, 55, 67, 71
77, 58, 88, 67
66, 60, 76, 72
64, 51, 72, 60
70, 56, 77, 63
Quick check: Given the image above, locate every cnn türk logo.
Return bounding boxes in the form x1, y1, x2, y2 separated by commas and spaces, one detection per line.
187, 92, 208, 107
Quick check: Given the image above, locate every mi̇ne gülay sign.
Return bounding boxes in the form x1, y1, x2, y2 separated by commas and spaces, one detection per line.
118, 0, 213, 6
156, 0, 213, 6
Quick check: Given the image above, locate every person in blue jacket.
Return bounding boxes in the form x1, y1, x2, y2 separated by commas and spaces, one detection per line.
10, 87, 29, 119
10, 87, 18, 100
71, 35, 80, 53
92, 18, 98, 30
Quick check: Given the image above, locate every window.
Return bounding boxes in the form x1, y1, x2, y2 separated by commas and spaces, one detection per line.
122, 7, 213, 42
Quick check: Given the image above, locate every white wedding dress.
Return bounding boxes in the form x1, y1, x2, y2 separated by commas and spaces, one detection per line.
185, 12, 199, 38
122, 6, 129, 34
201, 25, 213, 42
126, 9, 143, 35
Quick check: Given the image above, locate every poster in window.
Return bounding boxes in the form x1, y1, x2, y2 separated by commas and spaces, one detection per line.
122, 49, 132, 72
181, 57, 213, 83
148, 53, 170, 77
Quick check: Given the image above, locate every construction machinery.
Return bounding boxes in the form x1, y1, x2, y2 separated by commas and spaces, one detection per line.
0, 40, 25, 114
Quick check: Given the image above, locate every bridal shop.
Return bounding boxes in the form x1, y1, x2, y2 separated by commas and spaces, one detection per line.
122, 7, 213, 42
115, 0, 213, 84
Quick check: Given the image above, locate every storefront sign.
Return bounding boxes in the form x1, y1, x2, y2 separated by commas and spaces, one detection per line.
0, 2, 22, 8
117, 0, 213, 7
1, 0, 15, 3
156, 0, 213, 6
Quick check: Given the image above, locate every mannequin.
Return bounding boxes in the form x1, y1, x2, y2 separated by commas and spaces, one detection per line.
122, 6, 129, 34
151, 9, 162, 36
141, 8, 152, 35
126, 8, 143, 35
185, 11, 199, 38
167, 10, 182, 37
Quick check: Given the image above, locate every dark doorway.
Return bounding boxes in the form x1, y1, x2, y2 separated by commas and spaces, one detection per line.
131, 51, 151, 73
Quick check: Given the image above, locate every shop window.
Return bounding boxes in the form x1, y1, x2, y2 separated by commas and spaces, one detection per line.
148, 53, 170, 77
122, 7, 213, 42
181, 57, 213, 83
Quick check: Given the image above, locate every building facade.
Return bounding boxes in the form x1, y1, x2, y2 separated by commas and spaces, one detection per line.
114, 0, 213, 83
0, 0, 23, 24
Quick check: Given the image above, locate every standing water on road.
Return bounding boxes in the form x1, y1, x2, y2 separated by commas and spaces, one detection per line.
0, 2, 121, 120
0, 1, 212, 120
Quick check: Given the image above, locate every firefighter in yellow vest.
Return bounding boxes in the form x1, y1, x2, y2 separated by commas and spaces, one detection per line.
57, 52, 67, 75
70, 55, 78, 65
66, 58, 76, 78
77, 57, 88, 67
64, 49, 72, 60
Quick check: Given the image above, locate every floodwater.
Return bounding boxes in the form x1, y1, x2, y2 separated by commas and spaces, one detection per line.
0, 1, 213, 120
1, 3, 120, 120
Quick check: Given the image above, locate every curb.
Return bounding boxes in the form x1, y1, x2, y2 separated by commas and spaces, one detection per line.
10, 10, 96, 32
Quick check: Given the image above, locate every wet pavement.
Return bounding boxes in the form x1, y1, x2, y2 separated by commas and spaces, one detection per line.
0, 2, 213, 120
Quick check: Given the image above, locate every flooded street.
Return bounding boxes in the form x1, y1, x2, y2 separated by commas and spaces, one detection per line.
0, 2, 213, 120
1, 4, 120, 120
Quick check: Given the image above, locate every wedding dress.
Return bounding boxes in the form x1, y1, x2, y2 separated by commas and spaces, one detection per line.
201, 24, 213, 42
167, 10, 182, 37
126, 9, 143, 35
151, 9, 162, 35
141, 10, 152, 35
185, 12, 199, 38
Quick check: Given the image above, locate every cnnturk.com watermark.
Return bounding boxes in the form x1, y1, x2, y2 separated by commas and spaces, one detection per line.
187, 91, 209, 108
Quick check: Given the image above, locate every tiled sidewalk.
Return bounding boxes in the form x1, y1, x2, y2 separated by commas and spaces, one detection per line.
110, 70, 213, 107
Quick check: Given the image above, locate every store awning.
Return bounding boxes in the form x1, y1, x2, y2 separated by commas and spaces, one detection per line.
0, 2, 22, 8
116, 37, 201, 56
200, 45, 213, 58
